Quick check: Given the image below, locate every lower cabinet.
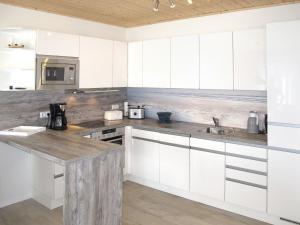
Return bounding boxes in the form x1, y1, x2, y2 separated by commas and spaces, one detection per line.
268, 150, 300, 223
32, 155, 65, 210
131, 137, 159, 182
159, 143, 189, 191
190, 149, 225, 200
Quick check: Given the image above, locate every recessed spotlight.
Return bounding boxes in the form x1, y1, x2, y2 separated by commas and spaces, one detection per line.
187, 0, 193, 4
153, 0, 159, 11
169, 0, 176, 8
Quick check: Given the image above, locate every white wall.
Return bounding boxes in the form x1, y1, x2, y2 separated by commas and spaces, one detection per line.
0, 3, 126, 41
126, 3, 300, 41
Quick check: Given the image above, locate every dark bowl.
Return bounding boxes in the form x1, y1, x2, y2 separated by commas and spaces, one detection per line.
157, 112, 172, 123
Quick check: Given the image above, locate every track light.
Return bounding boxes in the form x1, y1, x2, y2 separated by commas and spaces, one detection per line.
187, 0, 193, 4
153, 0, 159, 11
169, 0, 176, 8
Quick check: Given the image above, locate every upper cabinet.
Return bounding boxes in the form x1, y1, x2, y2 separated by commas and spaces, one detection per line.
142, 39, 170, 88
36, 30, 79, 57
113, 41, 127, 87
233, 29, 266, 90
171, 35, 199, 89
128, 41, 143, 87
79, 36, 113, 88
200, 32, 233, 90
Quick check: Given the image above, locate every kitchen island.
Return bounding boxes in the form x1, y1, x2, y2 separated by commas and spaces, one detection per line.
0, 126, 123, 225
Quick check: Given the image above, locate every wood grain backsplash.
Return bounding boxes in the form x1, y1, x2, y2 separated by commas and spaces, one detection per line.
0, 88, 127, 130
128, 88, 267, 129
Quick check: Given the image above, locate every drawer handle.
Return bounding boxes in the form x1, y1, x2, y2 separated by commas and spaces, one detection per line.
226, 152, 267, 162
226, 165, 267, 176
133, 136, 189, 149
226, 178, 267, 190
54, 174, 64, 179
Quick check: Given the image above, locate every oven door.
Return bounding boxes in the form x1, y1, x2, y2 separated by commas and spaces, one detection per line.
101, 135, 123, 145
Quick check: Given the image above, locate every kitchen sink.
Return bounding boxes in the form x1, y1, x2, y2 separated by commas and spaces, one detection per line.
0, 126, 46, 137
198, 127, 234, 135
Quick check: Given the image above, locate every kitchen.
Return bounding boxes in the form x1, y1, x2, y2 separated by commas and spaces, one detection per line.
0, 1, 300, 225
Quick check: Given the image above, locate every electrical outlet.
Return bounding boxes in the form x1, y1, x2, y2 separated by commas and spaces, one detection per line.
40, 111, 49, 119
111, 104, 119, 110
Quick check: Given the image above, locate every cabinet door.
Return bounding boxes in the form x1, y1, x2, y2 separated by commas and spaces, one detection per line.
79, 36, 113, 88
131, 138, 159, 182
233, 29, 266, 90
267, 21, 300, 125
171, 35, 199, 89
268, 150, 300, 223
113, 41, 127, 87
36, 30, 79, 57
128, 41, 143, 87
143, 39, 170, 88
200, 32, 233, 90
190, 149, 225, 200
159, 144, 189, 191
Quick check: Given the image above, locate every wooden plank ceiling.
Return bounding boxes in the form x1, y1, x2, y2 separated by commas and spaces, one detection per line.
0, 0, 300, 27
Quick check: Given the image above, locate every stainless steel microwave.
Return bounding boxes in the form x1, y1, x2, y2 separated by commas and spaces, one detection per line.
36, 55, 79, 90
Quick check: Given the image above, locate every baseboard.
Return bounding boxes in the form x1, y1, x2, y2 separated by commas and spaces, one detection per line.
0, 193, 32, 208
32, 189, 63, 210
126, 175, 291, 225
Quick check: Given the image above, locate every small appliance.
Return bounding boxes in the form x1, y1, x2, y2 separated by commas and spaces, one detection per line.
104, 110, 123, 121
247, 111, 258, 134
128, 105, 145, 119
48, 103, 68, 130
36, 55, 79, 90
258, 113, 268, 134
124, 101, 129, 117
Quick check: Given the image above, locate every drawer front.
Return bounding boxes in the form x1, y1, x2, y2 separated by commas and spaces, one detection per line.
225, 181, 267, 212
226, 168, 267, 186
54, 164, 64, 176
190, 138, 225, 152
226, 143, 267, 159
156, 132, 189, 146
54, 176, 64, 200
226, 156, 267, 172
132, 129, 158, 140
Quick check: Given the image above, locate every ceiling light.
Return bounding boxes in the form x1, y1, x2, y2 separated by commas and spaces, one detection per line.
153, 0, 159, 11
187, 0, 193, 4
169, 0, 176, 8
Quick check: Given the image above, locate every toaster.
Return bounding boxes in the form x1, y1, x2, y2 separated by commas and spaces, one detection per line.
128, 106, 145, 119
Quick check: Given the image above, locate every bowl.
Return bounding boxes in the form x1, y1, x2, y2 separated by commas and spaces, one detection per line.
157, 112, 172, 123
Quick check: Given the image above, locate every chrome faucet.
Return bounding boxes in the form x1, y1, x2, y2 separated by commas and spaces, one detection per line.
212, 117, 220, 127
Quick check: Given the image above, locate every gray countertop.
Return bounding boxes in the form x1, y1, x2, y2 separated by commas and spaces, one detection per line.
75, 118, 268, 148
0, 126, 123, 165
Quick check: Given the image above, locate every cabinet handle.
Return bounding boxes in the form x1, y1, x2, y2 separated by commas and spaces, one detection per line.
54, 174, 64, 179
226, 178, 267, 190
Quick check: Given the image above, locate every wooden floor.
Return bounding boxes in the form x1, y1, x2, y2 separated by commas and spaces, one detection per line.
0, 181, 269, 225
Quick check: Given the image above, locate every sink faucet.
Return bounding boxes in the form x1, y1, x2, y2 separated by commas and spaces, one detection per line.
212, 117, 220, 127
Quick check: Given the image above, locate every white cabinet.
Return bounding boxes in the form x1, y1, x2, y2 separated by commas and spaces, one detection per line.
233, 29, 266, 90
199, 32, 233, 90
36, 30, 79, 57
190, 138, 225, 200
268, 150, 300, 223
267, 21, 300, 125
190, 149, 225, 200
32, 155, 65, 210
171, 35, 199, 89
128, 41, 143, 87
79, 36, 113, 88
131, 137, 159, 182
143, 39, 170, 88
159, 144, 189, 191
113, 41, 127, 87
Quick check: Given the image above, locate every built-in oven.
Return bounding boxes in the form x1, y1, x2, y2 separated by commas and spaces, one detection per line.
89, 127, 124, 146
36, 55, 79, 90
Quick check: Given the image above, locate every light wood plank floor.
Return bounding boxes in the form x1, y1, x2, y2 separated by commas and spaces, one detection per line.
0, 181, 269, 225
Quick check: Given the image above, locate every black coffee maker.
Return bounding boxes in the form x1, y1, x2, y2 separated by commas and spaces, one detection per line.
48, 103, 68, 130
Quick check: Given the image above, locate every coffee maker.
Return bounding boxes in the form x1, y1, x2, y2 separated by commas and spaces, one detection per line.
48, 103, 68, 130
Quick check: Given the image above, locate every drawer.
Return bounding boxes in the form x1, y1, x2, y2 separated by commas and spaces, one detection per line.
190, 138, 225, 152
226, 143, 267, 159
54, 176, 64, 200
225, 181, 267, 212
226, 168, 267, 186
226, 156, 267, 173
132, 129, 158, 140
54, 164, 64, 176
156, 132, 189, 146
